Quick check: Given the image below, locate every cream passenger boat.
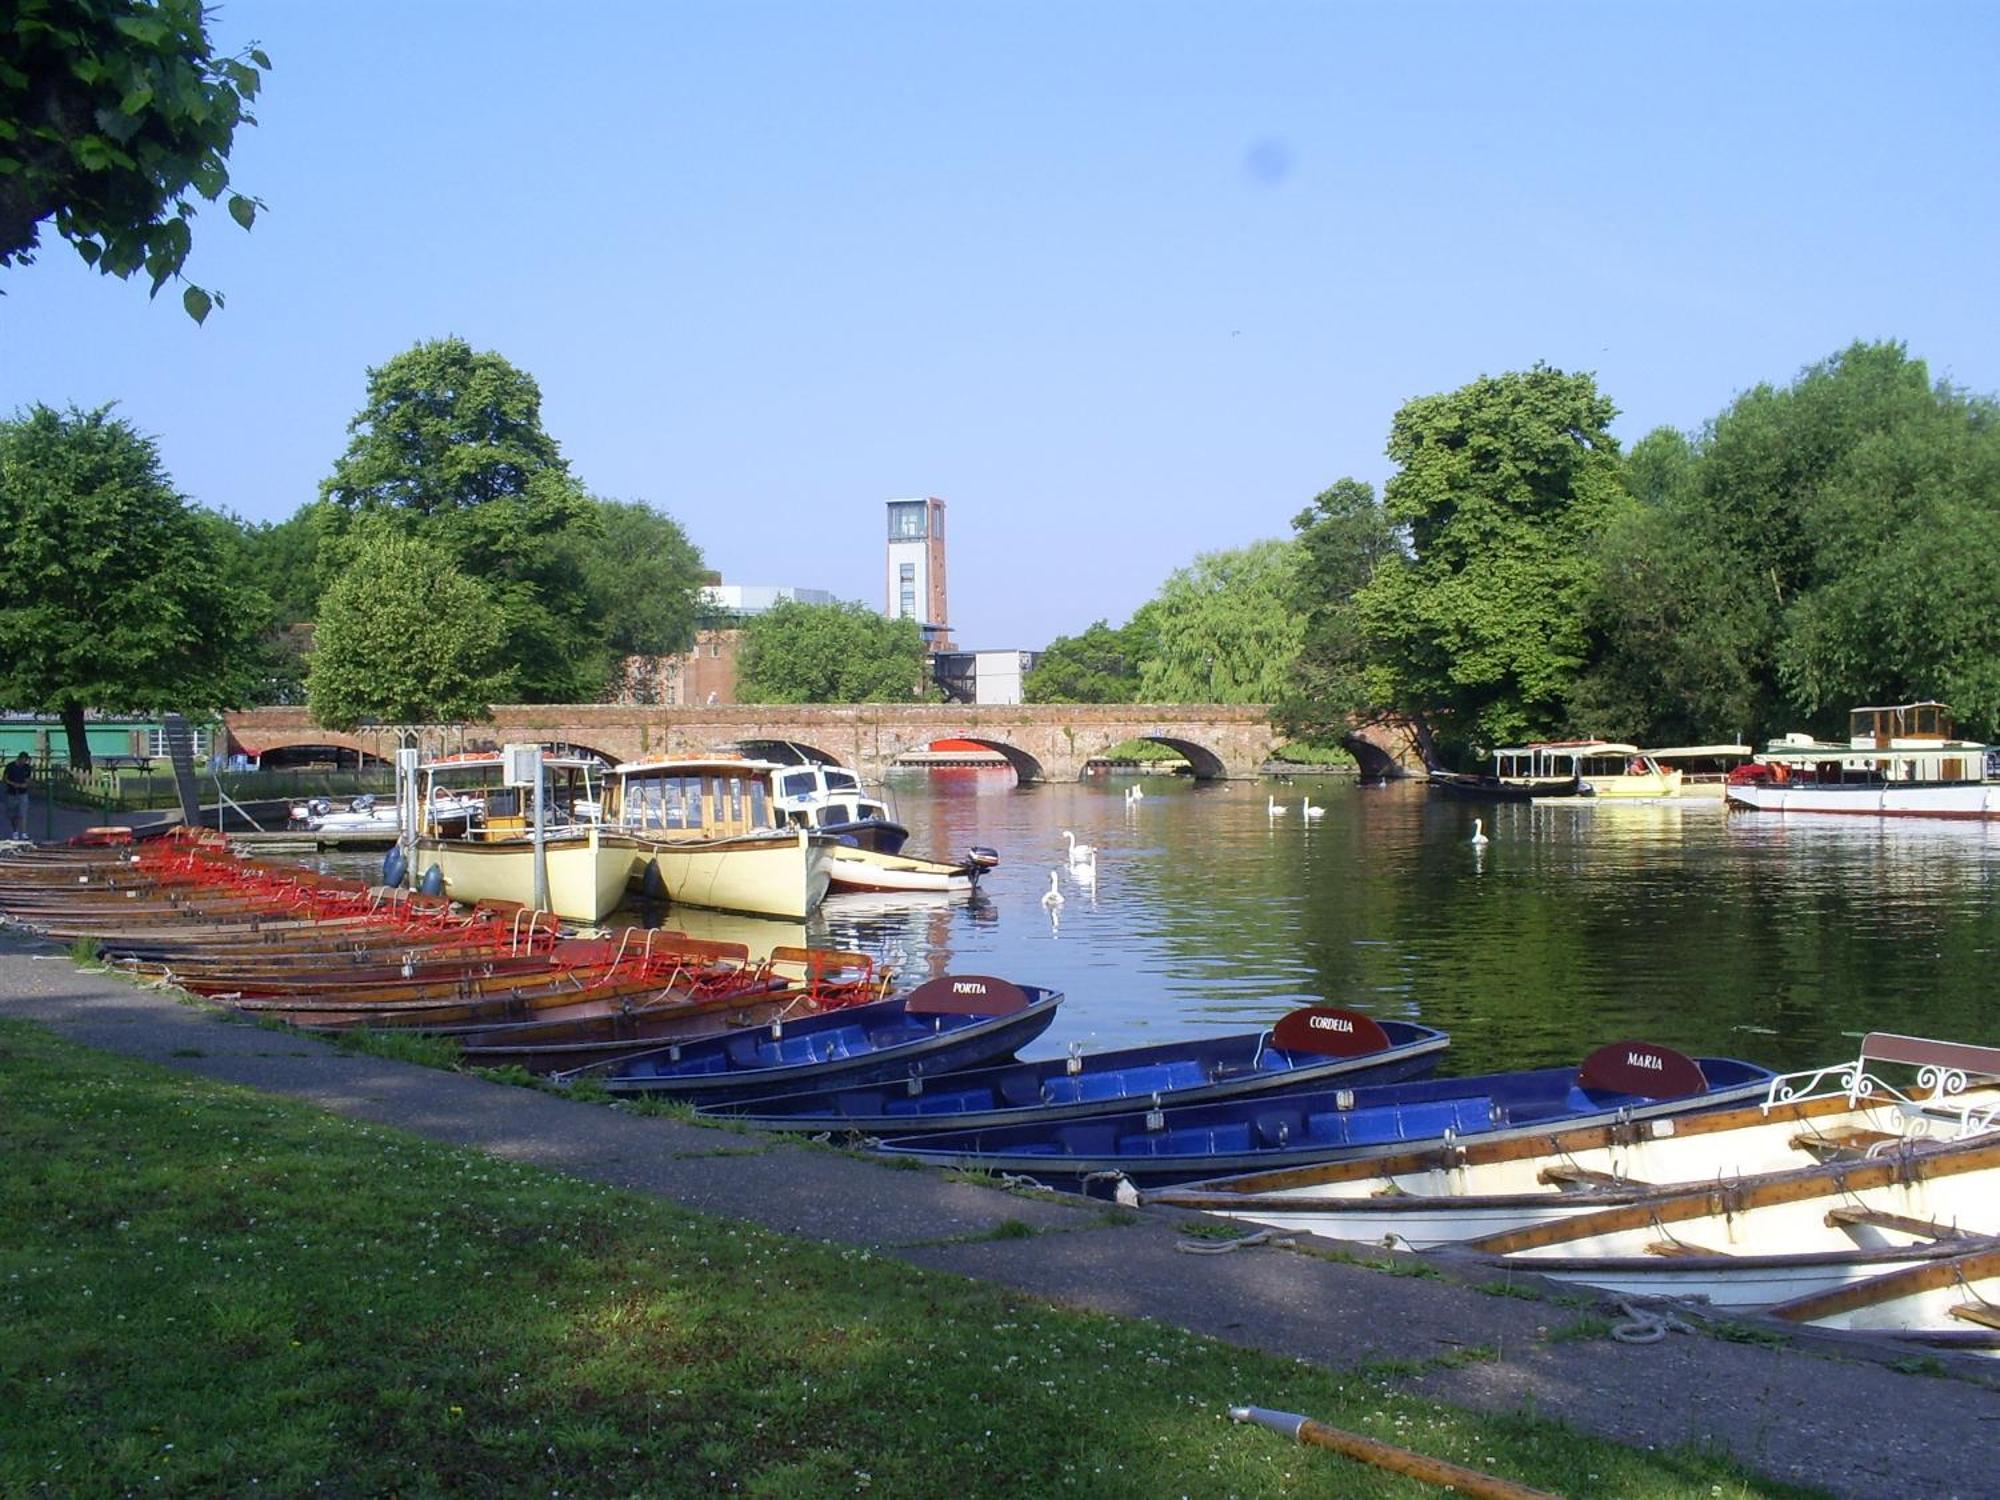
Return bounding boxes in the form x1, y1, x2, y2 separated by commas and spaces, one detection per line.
605, 755, 835, 920
1647, 744, 1753, 799
411, 752, 640, 922
1500, 741, 1682, 799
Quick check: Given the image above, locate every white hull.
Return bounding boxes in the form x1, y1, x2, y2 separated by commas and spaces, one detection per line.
1727, 782, 2000, 818
827, 845, 975, 895
415, 826, 640, 921
633, 828, 832, 920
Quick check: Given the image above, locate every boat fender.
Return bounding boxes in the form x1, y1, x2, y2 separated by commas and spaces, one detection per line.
639, 861, 668, 900
307, 797, 333, 818
381, 845, 408, 889
418, 863, 445, 896
351, 793, 377, 813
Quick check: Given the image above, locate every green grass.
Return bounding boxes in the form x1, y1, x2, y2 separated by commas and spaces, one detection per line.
328, 1026, 462, 1071
0, 1018, 1828, 1499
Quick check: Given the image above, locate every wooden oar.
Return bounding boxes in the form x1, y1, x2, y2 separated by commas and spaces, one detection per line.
1229, 1406, 1556, 1499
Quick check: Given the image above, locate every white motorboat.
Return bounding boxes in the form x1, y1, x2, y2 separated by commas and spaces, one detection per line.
827, 843, 999, 895
1726, 702, 2000, 818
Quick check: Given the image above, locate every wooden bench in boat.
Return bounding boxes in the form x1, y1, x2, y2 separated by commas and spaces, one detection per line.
1947, 1301, 2000, 1330
1823, 1205, 1968, 1241
1791, 1125, 1901, 1156
1644, 1239, 1727, 1258
1537, 1164, 1642, 1191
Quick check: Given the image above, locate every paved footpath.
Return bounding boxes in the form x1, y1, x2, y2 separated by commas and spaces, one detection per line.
4, 944, 1997, 1499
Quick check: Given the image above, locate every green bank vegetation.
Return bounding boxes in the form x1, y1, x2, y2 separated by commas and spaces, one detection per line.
0, 1018, 1815, 1498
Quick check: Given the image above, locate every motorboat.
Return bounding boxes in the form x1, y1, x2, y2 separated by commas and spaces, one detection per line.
1647, 744, 1753, 800
1725, 702, 2000, 818
866, 1041, 1778, 1192
826, 843, 1000, 895
694, 1006, 1449, 1133
748, 741, 911, 854
553, 973, 1062, 1104
604, 754, 837, 920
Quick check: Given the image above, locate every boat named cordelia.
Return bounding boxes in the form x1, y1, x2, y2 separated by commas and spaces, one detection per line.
1726, 702, 2000, 819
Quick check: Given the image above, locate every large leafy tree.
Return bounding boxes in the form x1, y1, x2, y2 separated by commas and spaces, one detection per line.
1352, 365, 1624, 760
1280, 477, 1398, 735
1024, 608, 1158, 704
319, 337, 604, 701
306, 529, 505, 730
736, 601, 932, 704
573, 497, 706, 658
1, 0, 269, 321
0, 403, 270, 764
1137, 539, 1306, 703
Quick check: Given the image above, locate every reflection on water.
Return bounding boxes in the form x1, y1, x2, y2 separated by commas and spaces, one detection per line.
306, 766, 2000, 1078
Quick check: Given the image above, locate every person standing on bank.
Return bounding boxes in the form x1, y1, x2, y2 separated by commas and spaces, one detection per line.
4, 752, 33, 839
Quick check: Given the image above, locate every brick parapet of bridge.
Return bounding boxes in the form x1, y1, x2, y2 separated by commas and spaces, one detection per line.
224, 704, 1421, 782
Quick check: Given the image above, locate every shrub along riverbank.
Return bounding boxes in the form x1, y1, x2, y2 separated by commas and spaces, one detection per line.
0, 1017, 1816, 1497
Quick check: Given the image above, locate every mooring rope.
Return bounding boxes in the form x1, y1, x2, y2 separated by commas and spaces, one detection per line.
1176, 1226, 1299, 1255
1609, 1297, 1695, 1344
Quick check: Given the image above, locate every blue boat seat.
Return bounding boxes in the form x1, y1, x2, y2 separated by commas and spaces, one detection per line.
998, 1071, 1042, 1107
1253, 1109, 1302, 1148
726, 1034, 770, 1068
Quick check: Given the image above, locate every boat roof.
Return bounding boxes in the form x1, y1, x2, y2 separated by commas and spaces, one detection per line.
421, 754, 603, 771
1504, 740, 1643, 755
612, 755, 787, 776
1649, 744, 1753, 759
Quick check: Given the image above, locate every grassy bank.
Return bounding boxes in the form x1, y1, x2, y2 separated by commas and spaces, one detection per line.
0, 1018, 1817, 1498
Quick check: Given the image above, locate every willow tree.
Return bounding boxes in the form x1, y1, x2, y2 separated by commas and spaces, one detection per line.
1136, 540, 1304, 704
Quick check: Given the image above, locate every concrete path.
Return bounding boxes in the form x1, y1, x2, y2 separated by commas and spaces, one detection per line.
3, 944, 1995, 1499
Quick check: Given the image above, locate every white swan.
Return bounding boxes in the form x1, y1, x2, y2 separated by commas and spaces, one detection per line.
1471, 817, 1489, 845
1041, 869, 1065, 908
1302, 797, 1325, 820
1267, 796, 1287, 818
1126, 785, 1143, 804
1062, 829, 1096, 864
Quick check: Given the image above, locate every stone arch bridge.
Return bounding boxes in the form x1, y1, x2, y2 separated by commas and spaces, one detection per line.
225, 704, 1422, 783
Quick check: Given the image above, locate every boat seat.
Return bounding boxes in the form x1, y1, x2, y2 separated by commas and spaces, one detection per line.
1643, 1239, 1725, 1258
1793, 1126, 1899, 1156
1948, 1303, 2000, 1331
1538, 1165, 1633, 1190
1824, 1206, 1967, 1241
997, 1071, 1042, 1107
725, 1034, 769, 1068
1394, 1101, 1471, 1141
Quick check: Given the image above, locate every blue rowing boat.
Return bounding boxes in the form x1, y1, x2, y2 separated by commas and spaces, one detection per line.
553, 974, 1060, 1102
866, 1042, 1778, 1191
695, 1007, 1448, 1133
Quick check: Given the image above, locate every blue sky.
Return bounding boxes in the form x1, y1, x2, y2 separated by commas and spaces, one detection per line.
5, 2, 1997, 650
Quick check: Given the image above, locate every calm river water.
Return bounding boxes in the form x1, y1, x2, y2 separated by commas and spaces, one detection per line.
564, 768, 2000, 1079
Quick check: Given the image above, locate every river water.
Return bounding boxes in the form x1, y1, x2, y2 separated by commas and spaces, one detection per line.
557, 768, 2000, 1079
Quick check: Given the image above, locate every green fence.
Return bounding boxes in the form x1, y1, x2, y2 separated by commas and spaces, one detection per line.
53, 766, 399, 814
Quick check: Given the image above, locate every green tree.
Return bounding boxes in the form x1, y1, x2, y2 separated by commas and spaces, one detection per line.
0, 0, 269, 321
1280, 477, 1398, 735
0, 403, 270, 764
1025, 617, 1151, 703
573, 498, 706, 658
735, 601, 932, 704
1352, 365, 1625, 760
320, 337, 604, 701
1570, 429, 1770, 745
1136, 539, 1305, 704
306, 529, 506, 730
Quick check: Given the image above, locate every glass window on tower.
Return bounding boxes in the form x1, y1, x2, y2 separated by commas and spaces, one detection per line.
888, 502, 927, 540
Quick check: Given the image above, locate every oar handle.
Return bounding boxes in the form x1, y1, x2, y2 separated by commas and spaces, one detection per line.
1230, 1406, 1559, 1500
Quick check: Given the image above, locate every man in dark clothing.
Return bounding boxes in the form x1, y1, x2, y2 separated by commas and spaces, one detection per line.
4, 752, 32, 838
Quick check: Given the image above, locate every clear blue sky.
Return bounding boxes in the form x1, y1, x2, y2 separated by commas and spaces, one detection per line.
5, 2, 1997, 650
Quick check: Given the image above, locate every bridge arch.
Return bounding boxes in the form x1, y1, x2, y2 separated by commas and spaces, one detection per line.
937, 736, 1046, 784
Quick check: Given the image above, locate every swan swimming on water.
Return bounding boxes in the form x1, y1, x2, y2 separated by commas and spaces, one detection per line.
1042, 869, 1066, 907
1062, 829, 1096, 864
1471, 817, 1489, 845
1125, 785, 1143, 805
1302, 796, 1325, 820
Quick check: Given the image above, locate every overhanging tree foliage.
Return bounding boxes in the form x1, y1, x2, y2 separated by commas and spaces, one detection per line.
1280, 477, 1397, 737
1023, 609, 1159, 704
735, 601, 932, 704
0, 0, 269, 321
0, 403, 271, 765
306, 528, 506, 730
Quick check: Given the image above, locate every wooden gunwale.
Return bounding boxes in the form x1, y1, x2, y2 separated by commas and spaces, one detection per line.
1768, 1245, 2000, 1323
1465, 1135, 2000, 1256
